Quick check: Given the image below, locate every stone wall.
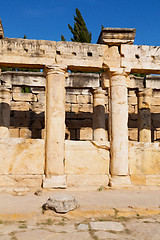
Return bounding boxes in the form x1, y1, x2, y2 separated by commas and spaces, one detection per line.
1, 71, 160, 142
129, 141, 160, 186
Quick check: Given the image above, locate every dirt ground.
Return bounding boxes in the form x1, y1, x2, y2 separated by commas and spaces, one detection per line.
0, 187, 160, 239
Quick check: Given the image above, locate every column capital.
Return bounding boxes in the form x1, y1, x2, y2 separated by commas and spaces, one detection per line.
108, 67, 131, 77
44, 65, 68, 77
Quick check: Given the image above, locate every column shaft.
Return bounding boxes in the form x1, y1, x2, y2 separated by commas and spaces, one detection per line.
92, 88, 107, 141
138, 88, 152, 142
109, 70, 129, 176
45, 65, 66, 176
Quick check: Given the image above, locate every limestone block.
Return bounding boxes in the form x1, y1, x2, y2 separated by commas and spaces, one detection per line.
67, 73, 100, 88
0, 175, 43, 188
146, 175, 160, 186
121, 45, 160, 73
77, 95, 91, 104
97, 28, 136, 45
67, 89, 91, 95
103, 46, 121, 68
153, 90, 160, 97
66, 94, 77, 104
90, 221, 124, 231
30, 102, 45, 113
11, 102, 29, 111
65, 103, 71, 112
43, 193, 78, 213
0, 138, 45, 174
56, 41, 107, 71
151, 97, 160, 106
71, 104, 79, 113
67, 174, 109, 187
129, 142, 160, 175
9, 128, 19, 138
128, 105, 136, 114
43, 175, 66, 189
12, 86, 22, 93
128, 89, 137, 97
0, 38, 56, 68
13, 92, 37, 102
151, 106, 160, 113
20, 128, 31, 138
79, 104, 93, 113
31, 87, 45, 94
130, 175, 146, 185
65, 140, 109, 175
109, 176, 131, 187
128, 96, 137, 105
129, 128, 138, 141
0, 127, 10, 138
79, 127, 92, 140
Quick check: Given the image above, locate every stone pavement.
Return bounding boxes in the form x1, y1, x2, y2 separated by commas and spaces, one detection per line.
0, 188, 160, 239
0, 214, 160, 240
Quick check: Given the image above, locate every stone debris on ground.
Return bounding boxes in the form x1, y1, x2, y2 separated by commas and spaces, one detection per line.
42, 193, 79, 213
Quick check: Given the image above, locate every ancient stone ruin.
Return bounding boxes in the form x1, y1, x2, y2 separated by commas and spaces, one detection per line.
0, 20, 160, 190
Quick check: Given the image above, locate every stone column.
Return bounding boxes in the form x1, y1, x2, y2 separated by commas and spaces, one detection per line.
92, 87, 107, 141
138, 88, 152, 142
43, 65, 67, 188
0, 69, 11, 138
109, 68, 130, 187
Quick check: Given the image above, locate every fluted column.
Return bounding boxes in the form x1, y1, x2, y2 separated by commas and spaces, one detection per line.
109, 68, 131, 186
92, 87, 107, 142
43, 65, 67, 188
138, 88, 152, 142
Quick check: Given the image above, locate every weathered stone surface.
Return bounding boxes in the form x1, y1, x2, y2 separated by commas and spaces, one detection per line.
43, 193, 78, 213
67, 174, 109, 187
97, 27, 136, 45
56, 41, 107, 71
0, 138, 45, 174
65, 140, 109, 175
13, 92, 37, 102
129, 142, 160, 175
90, 221, 124, 231
77, 224, 89, 231
121, 45, 160, 74
43, 175, 66, 189
67, 73, 99, 88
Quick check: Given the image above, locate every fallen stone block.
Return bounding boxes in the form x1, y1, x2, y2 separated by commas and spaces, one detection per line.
42, 193, 79, 213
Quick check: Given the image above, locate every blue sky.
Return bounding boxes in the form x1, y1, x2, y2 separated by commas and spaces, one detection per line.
1, 0, 160, 46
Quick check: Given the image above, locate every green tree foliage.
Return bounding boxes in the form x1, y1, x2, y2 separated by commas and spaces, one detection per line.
68, 8, 91, 43
61, 35, 66, 41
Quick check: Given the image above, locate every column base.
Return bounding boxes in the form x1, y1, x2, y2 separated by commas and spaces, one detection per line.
109, 175, 131, 188
43, 175, 66, 189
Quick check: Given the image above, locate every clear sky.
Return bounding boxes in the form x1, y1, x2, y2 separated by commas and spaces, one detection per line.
1, 0, 160, 46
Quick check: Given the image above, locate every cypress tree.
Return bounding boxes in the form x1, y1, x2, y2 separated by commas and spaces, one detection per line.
68, 8, 91, 43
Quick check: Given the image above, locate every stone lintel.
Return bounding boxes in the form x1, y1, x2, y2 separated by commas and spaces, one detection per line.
97, 28, 136, 45
43, 175, 66, 189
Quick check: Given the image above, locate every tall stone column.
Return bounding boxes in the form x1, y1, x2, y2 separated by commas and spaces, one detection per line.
138, 88, 152, 142
0, 69, 11, 138
109, 68, 130, 187
92, 87, 107, 141
43, 65, 67, 188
